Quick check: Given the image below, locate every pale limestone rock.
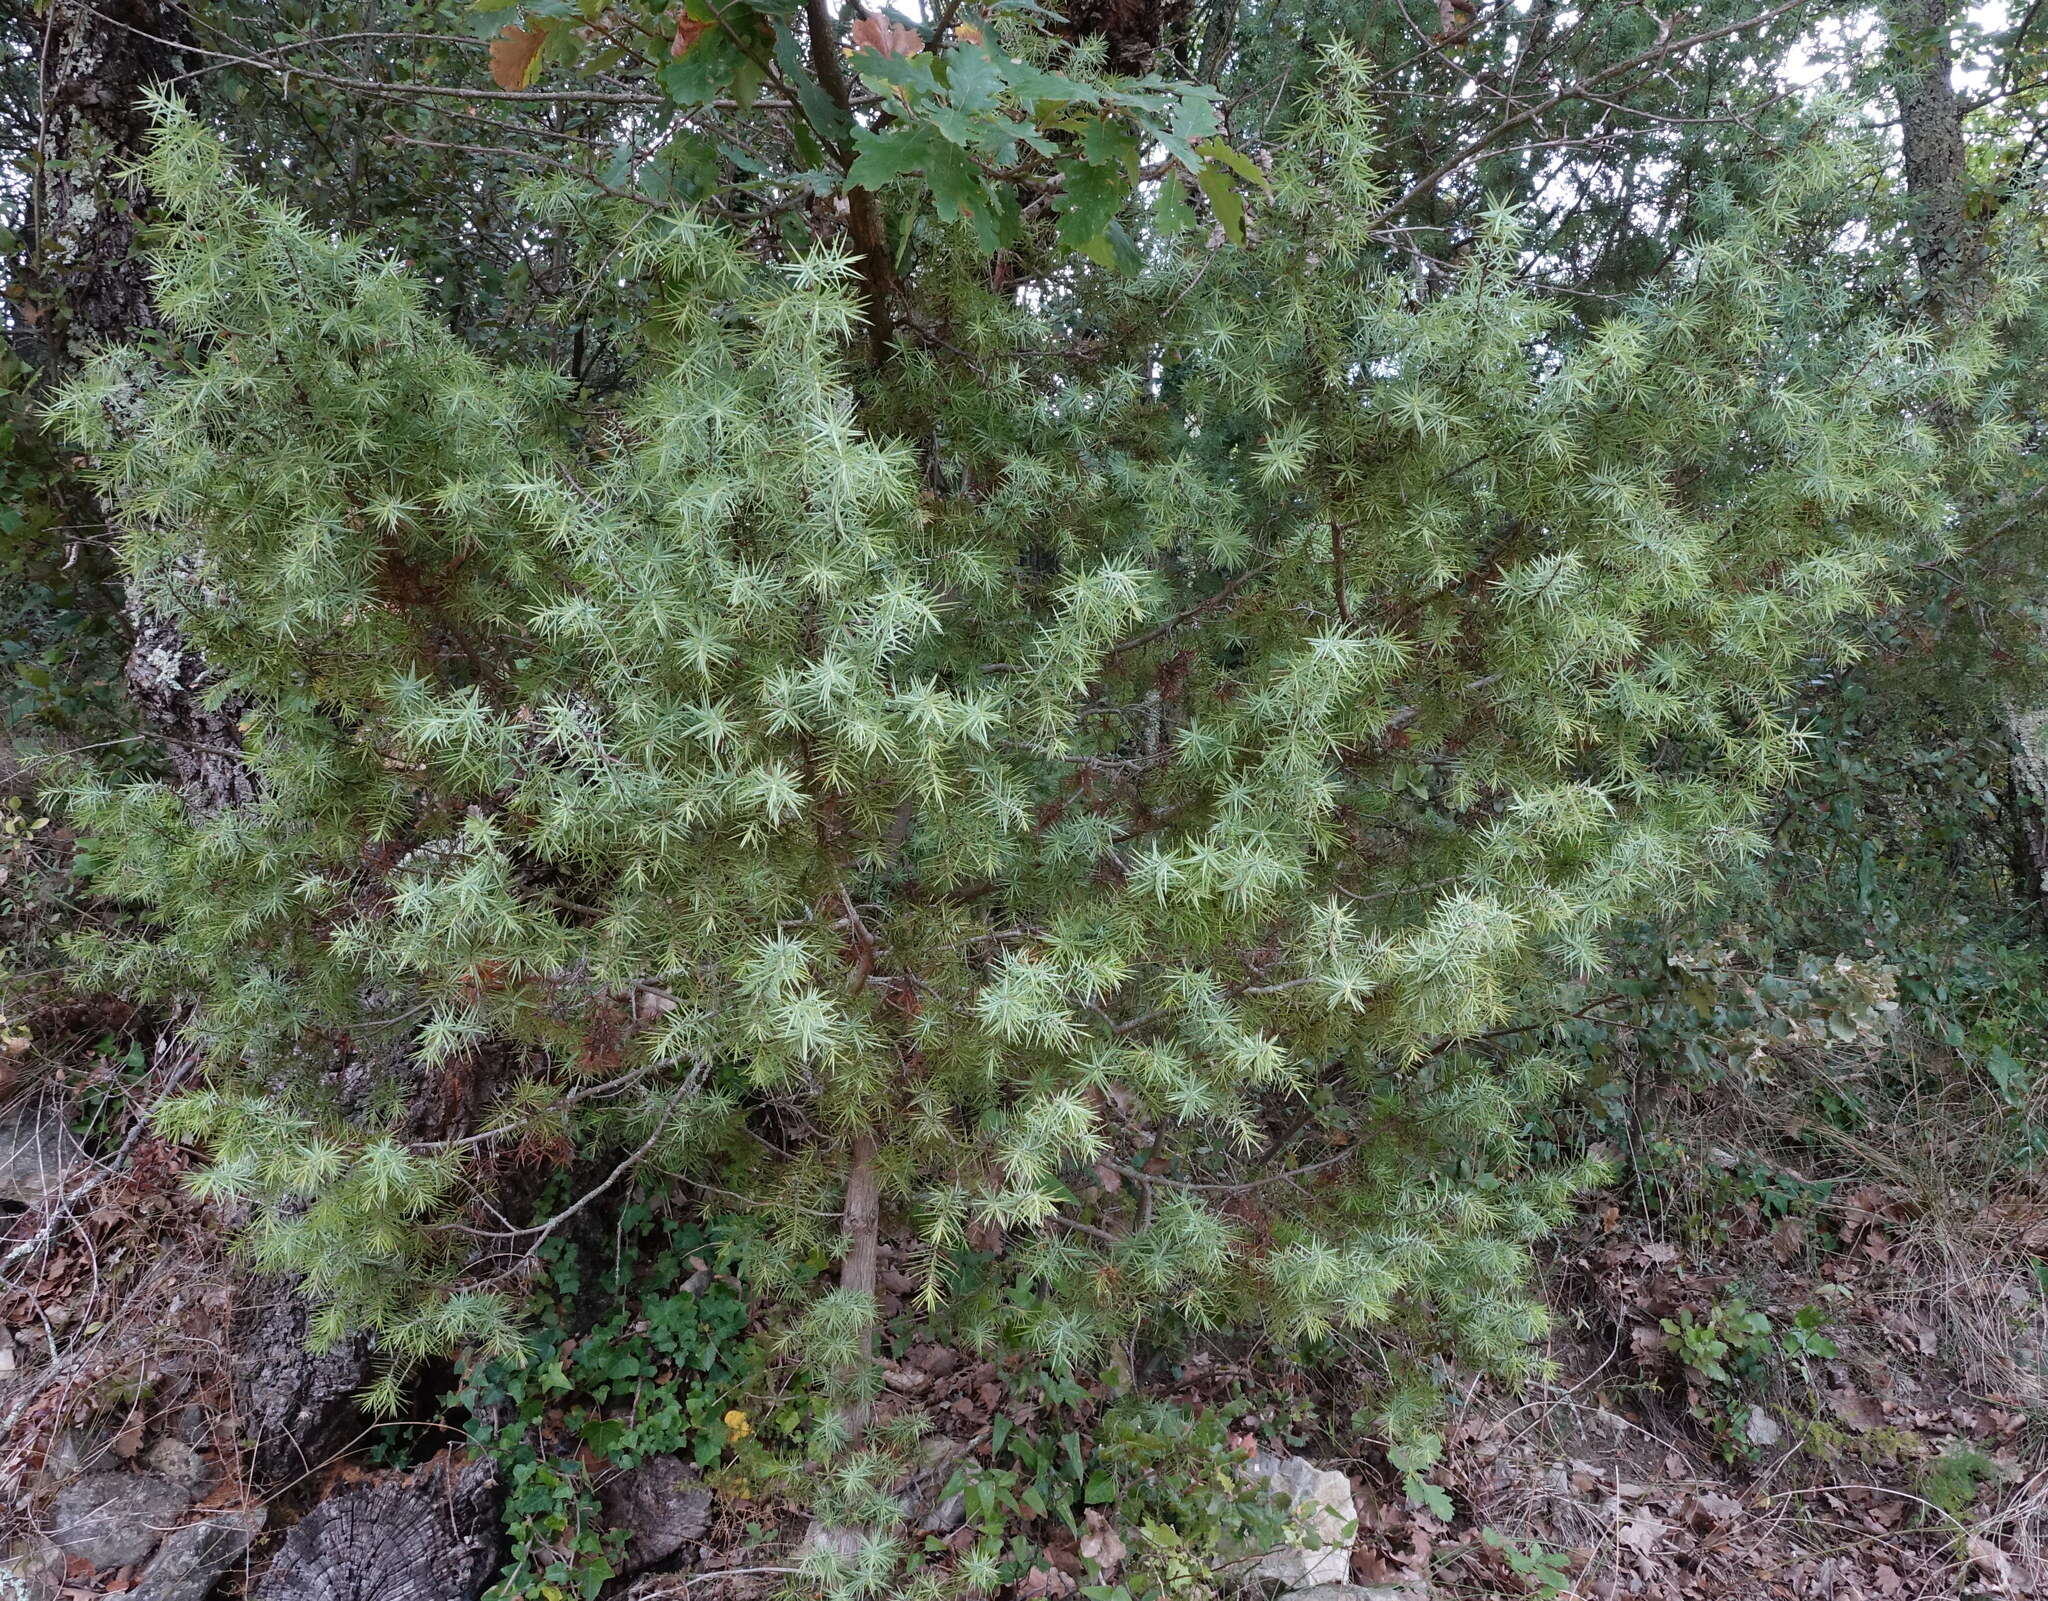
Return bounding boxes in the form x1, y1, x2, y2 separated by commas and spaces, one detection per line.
1240, 1452, 1358, 1589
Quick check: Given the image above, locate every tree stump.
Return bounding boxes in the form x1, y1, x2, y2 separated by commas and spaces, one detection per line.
252, 1455, 501, 1601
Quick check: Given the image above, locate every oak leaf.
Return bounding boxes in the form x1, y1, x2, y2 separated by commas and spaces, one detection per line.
672, 13, 711, 56
849, 15, 924, 57
489, 23, 546, 91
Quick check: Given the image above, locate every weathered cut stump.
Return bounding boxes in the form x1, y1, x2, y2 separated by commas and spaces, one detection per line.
252, 1456, 501, 1601
597, 1454, 714, 1579
231, 1290, 373, 1489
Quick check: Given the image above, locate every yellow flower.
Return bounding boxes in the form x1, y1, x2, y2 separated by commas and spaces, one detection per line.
723, 1408, 752, 1441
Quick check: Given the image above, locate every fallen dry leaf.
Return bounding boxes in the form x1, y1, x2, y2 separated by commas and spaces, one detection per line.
1683, 1491, 1743, 1531
1966, 1534, 2011, 1584
1618, 1508, 1667, 1554
1078, 1512, 1126, 1578
1826, 1390, 1886, 1433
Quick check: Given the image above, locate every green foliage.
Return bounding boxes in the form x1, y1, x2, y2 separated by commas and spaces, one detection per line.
0, 353, 125, 736
1921, 1443, 2004, 1518
40, 38, 2033, 1586
1386, 1430, 1451, 1521
950, 1393, 1288, 1601
1553, 641, 2048, 1225
1779, 1304, 1840, 1365
841, 18, 1242, 261
470, 0, 1260, 264
1661, 1300, 1774, 1389
455, 1205, 759, 1600
1, 0, 2041, 1592
1658, 1297, 1836, 1461
1480, 1527, 1573, 1599
1353, 1378, 1453, 1519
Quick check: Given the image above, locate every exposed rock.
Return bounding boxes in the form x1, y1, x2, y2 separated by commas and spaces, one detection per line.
907, 1434, 971, 1535
145, 1437, 212, 1493
47, 1471, 193, 1571
920, 1490, 967, 1535
795, 1522, 862, 1562
1281, 1585, 1429, 1601
596, 1455, 712, 1577
40, 1423, 117, 1484
0, 1537, 64, 1601
0, 1103, 81, 1207
1240, 1453, 1357, 1589
132, 1510, 265, 1601
174, 1404, 211, 1447
251, 1455, 500, 1601
230, 1289, 373, 1489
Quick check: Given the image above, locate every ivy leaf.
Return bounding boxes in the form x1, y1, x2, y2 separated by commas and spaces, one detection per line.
927, 142, 1009, 252
488, 22, 546, 90
997, 57, 1093, 114
849, 46, 943, 100
671, 12, 710, 55
846, 126, 1012, 250
1078, 115, 1140, 180
600, 140, 635, 191
940, 37, 1014, 115
641, 132, 721, 203
773, 25, 852, 144
1068, 231, 1114, 269
1095, 221, 1145, 273
658, 0, 773, 107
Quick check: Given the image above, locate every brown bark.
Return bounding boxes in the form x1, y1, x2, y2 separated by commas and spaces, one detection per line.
39, 0, 356, 1502
802, 1131, 881, 1554
1055, 0, 1190, 74
230, 1289, 374, 1492
804, 0, 896, 366
1882, 2, 2046, 914
836, 1129, 881, 1435
37, 0, 181, 353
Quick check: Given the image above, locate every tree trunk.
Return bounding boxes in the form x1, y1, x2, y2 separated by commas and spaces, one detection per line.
231, 1288, 375, 1492
1885, 0, 1987, 318
39, 0, 253, 813
837, 1129, 881, 1437
1880, 0, 2048, 914
37, 0, 178, 355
